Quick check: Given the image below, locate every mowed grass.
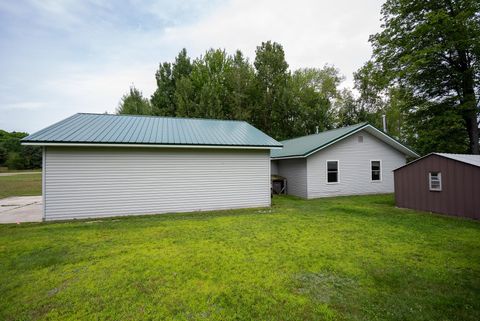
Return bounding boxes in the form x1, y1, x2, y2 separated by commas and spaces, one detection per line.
0, 167, 42, 173
0, 195, 479, 321
0, 173, 42, 199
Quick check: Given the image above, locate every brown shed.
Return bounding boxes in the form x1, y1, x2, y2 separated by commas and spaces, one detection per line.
394, 153, 480, 220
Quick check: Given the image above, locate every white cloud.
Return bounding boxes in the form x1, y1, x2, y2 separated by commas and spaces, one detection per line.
1, 0, 385, 133
164, 0, 384, 85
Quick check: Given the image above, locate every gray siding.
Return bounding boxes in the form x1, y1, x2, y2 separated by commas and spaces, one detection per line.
271, 160, 278, 175
307, 130, 406, 198
44, 147, 270, 221
276, 158, 307, 198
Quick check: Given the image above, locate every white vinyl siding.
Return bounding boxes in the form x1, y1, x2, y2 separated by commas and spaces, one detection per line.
276, 158, 307, 198
44, 147, 270, 221
307, 131, 406, 198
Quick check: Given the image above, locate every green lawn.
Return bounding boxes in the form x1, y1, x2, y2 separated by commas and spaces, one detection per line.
1, 195, 479, 321
0, 167, 42, 173
0, 173, 42, 199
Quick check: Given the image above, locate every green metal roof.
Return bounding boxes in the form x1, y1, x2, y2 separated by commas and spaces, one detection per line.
271, 123, 419, 158
22, 113, 282, 148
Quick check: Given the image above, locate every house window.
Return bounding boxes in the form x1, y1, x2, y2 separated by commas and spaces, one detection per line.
371, 160, 381, 181
327, 161, 339, 183
358, 135, 363, 143
429, 172, 442, 191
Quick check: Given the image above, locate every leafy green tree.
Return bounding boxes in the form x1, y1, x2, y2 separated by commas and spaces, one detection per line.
351, 63, 406, 137
253, 41, 291, 140
117, 87, 151, 115
226, 50, 257, 121
175, 77, 195, 117
403, 101, 469, 155
290, 66, 342, 137
151, 62, 175, 116
151, 49, 193, 117
353, 62, 387, 116
189, 49, 234, 119
20, 145, 42, 169
336, 89, 363, 126
0, 130, 27, 153
0, 130, 41, 170
369, 0, 480, 153
172, 48, 193, 82
6, 152, 24, 170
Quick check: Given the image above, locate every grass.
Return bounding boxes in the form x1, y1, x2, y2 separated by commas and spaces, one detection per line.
0, 194, 479, 320
0, 167, 41, 173
0, 173, 42, 199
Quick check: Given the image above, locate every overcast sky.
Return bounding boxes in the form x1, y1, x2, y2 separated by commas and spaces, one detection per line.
0, 0, 385, 133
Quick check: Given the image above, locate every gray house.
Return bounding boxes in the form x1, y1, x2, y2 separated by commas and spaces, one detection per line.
271, 123, 419, 198
22, 113, 282, 221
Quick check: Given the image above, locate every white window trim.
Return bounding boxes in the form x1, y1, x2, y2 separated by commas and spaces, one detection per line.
370, 159, 382, 182
429, 172, 442, 191
326, 160, 340, 184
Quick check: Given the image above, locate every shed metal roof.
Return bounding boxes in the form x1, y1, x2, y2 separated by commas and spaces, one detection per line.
271, 123, 419, 159
22, 113, 282, 149
436, 153, 480, 167
394, 152, 480, 171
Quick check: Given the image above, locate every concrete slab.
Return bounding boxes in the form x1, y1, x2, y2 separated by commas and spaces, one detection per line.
0, 196, 43, 223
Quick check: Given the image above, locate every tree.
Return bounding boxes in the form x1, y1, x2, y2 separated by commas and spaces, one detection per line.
0, 146, 7, 166
116, 87, 151, 115
151, 48, 193, 117
369, 0, 480, 153
175, 77, 195, 117
336, 89, 362, 126
6, 152, 24, 170
403, 101, 469, 155
290, 66, 343, 137
353, 62, 387, 117
172, 48, 193, 82
0, 129, 41, 169
151, 62, 175, 116
352, 62, 406, 137
253, 41, 291, 140
226, 50, 257, 121
188, 49, 234, 119
21, 145, 42, 169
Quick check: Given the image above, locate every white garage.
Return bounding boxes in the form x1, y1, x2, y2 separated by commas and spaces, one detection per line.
22, 113, 282, 221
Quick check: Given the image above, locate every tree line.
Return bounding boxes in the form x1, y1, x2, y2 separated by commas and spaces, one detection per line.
117, 44, 394, 143
117, 0, 479, 155
0, 130, 41, 170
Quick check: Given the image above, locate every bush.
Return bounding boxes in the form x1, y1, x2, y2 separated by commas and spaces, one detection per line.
5, 152, 25, 170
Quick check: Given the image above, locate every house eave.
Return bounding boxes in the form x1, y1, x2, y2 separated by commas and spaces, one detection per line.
22, 142, 283, 150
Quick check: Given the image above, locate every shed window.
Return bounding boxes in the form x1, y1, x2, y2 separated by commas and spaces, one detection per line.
371, 160, 381, 181
327, 161, 339, 183
429, 172, 442, 191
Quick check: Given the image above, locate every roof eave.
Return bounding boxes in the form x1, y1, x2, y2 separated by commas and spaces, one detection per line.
22, 141, 283, 150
